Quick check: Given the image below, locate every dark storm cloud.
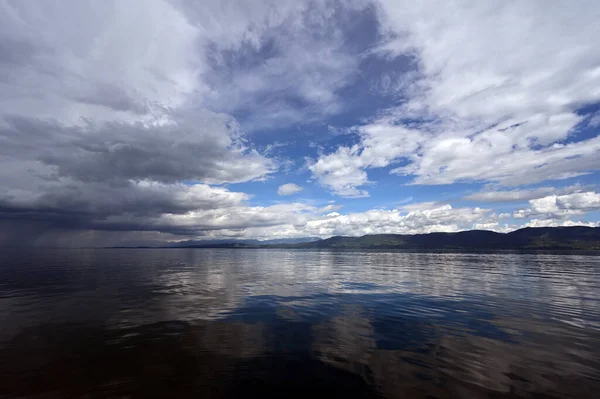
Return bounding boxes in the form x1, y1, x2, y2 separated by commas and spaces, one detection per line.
0, 109, 274, 245
72, 84, 150, 115
0, 1, 289, 246
0, 36, 43, 67
1, 181, 245, 218
0, 114, 274, 185
0, 179, 260, 247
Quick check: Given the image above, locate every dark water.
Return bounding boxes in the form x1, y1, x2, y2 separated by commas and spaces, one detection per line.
1, 249, 600, 398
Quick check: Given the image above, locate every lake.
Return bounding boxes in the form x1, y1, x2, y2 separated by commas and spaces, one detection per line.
1, 249, 599, 398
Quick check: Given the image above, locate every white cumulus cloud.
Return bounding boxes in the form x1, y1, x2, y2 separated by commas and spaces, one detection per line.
277, 183, 303, 196
311, 0, 600, 196
514, 191, 600, 220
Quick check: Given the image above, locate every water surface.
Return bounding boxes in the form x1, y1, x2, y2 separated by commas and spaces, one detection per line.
1, 249, 599, 398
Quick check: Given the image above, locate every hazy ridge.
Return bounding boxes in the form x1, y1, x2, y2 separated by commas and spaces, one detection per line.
123, 226, 600, 250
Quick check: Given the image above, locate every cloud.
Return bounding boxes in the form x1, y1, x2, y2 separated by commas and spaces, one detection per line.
302, 204, 495, 237
277, 183, 303, 196
0, 0, 599, 246
514, 191, 600, 220
1, 113, 274, 185
309, 122, 428, 196
590, 112, 600, 127
1, 181, 249, 219
181, 0, 375, 130
202, 203, 503, 240
399, 201, 445, 212
0, 0, 374, 240
376, 0, 600, 122
465, 188, 557, 203
0, 0, 201, 123
0, 0, 270, 185
0, 0, 283, 245
463, 185, 589, 203
392, 130, 600, 187
522, 219, 599, 229
71, 84, 150, 115
311, 0, 600, 195
0, 186, 336, 245
308, 145, 370, 197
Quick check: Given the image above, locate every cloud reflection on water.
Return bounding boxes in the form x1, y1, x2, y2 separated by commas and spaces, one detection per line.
0, 249, 599, 398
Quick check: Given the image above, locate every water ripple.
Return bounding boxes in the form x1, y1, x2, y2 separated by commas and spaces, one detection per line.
0, 248, 599, 398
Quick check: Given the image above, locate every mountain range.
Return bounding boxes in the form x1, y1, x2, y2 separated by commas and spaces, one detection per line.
139, 226, 600, 250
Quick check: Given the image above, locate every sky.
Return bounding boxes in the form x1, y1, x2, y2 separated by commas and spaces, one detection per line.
0, 0, 599, 247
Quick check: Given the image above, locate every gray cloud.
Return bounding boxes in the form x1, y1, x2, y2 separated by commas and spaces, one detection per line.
463, 185, 591, 203
0, 109, 276, 244
0, 0, 305, 246
0, 113, 273, 185
0, 36, 44, 67
72, 84, 150, 115
1, 182, 247, 219
194, 0, 377, 130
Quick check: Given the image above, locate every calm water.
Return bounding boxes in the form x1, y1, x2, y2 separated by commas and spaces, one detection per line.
1, 249, 600, 398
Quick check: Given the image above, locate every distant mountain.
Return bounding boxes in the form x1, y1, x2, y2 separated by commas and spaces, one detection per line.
288, 226, 600, 250
258, 237, 323, 245
164, 237, 321, 248
111, 227, 600, 250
